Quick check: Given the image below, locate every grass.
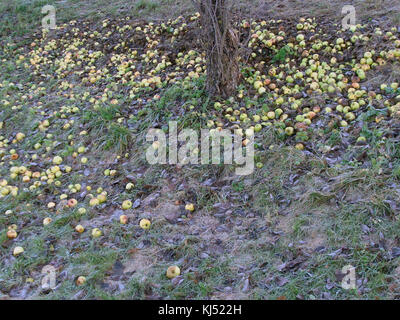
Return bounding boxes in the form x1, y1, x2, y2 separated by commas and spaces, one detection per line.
0, 0, 192, 40
1, 134, 400, 299
81, 105, 132, 153
1, 0, 399, 41
135, 0, 160, 12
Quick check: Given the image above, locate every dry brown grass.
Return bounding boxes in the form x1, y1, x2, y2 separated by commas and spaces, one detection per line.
365, 62, 400, 88
237, 0, 399, 26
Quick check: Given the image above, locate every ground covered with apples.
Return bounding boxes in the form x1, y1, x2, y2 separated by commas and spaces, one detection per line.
1, 0, 400, 300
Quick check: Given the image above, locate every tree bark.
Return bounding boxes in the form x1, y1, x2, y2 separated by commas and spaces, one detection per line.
194, 0, 240, 98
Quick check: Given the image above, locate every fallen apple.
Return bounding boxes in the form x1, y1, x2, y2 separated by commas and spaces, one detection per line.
67, 198, 78, 207
75, 225, 85, 233
97, 193, 107, 203
139, 218, 151, 229
13, 246, 24, 256
126, 182, 134, 190
43, 217, 52, 225
16, 132, 25, 142
76, 276, 86, 286
52, 156, 63, 165
166, 265, 181, 279
91, 228, 102, 238
120, 215, 128, 224
122, 200, 132, 210
185, 203, 195, 212
7, 229, 17, 239
89, 198, 99, 206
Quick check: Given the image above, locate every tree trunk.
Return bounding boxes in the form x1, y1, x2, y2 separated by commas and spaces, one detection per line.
195, 0, 240, 98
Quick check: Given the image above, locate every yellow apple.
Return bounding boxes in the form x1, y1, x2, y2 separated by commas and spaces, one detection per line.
7, 229, 17, 239
120, 215, 128, 224
166, 265, 181, 279
125, 182, 134, 190
77, 146, 85, 153
185, 203, 195, 212
139, 218, 151, 229
75, 225, 85, 233
16, 132, 25, 141
52, 156, 63, 165
295, 143, 304, 150
13, 246, 24, 256
89, 198, 99, 206
97, 193, 107, 203
285, 127, 294, 135
43, 217, 52, 225
122, 200, 132, 210
91, 228, 102, 238
76, 276, 86, 286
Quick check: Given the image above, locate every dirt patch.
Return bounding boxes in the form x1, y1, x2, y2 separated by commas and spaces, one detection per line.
124, 248, 158, 275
